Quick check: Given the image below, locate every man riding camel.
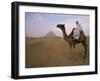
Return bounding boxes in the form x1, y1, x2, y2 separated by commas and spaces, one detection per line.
73, 21, 84, 41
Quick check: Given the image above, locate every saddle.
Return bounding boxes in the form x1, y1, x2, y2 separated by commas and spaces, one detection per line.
69, 28, 86, 42
73, 30, 86, 42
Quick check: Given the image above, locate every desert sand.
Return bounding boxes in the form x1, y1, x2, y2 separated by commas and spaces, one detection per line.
25, 37, 89, 68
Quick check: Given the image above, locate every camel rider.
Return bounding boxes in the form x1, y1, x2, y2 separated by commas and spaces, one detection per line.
73, 21, 82, 40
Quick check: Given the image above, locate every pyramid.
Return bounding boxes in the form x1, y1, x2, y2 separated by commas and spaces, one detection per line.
45, 31, 57, 37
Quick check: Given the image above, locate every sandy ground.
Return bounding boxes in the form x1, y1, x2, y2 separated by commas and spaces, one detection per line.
25, 37, 89, 68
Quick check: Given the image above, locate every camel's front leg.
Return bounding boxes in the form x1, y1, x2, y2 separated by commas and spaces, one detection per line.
73, 44, 75, 48
69, 43, 73, 54
71, 45, 74, 55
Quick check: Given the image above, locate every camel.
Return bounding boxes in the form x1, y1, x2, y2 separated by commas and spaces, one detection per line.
57, 24, 87, 59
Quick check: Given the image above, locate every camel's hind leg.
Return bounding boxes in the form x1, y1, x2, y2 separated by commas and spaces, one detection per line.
82, 39, 87, 59
83, 45, 87, 59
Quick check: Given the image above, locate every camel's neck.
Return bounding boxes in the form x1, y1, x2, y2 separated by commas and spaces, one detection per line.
61, 29, 68, 41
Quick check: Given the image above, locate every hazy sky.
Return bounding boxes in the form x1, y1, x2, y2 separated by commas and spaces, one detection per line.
25, 12, 90, 37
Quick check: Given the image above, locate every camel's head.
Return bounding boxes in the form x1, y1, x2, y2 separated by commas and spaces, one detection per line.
57, 24, 65, 30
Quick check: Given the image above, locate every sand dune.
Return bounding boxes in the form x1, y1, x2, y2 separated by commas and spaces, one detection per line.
25, 37, 89, 68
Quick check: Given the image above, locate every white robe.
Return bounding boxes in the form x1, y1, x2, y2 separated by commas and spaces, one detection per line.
76, 24, 82, 31
73, 24, 82, 39
73, 29, 80, 39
